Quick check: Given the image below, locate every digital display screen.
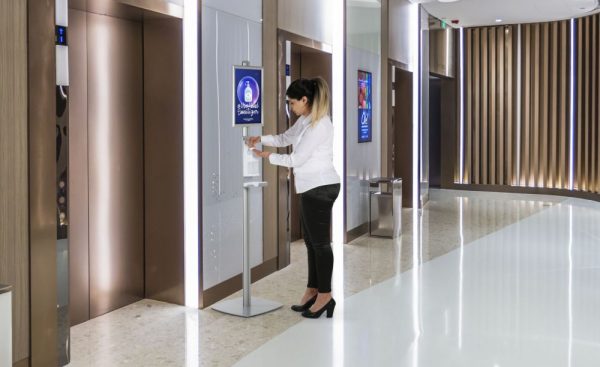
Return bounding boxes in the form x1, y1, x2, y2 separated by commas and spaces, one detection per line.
233, 66, 263, 126
55, 26, 68, 46
358, 70, 372, 143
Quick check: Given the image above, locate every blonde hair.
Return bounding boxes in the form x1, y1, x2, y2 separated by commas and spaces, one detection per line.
309, 77, 330, 126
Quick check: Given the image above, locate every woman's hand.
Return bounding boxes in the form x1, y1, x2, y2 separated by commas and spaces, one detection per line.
246, 136, 261, 148
251, 148, 271, 159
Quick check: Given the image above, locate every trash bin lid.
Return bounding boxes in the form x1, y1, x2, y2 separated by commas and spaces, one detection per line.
0, 284, 11, 294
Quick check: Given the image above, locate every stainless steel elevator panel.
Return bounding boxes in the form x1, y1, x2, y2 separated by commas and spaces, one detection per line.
143, 18, 185, 305
67, 9, 90, 327
56, 83, 70, 365
87, 13, 144, 318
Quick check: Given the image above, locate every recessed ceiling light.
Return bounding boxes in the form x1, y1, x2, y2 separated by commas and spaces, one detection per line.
496, 19, 503, 23
438, 0, 461, 3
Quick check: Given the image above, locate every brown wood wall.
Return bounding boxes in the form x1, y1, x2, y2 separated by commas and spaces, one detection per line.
575, 14, 600, 193
463, 25, 518, 186
460, 19, 580, 191
519, 21, 572, 189
0, 0, 29, 362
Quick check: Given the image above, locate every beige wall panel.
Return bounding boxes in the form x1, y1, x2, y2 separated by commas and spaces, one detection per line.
559, 21, 568, 189
497, 28, 505, 185
0, 0, 29, 362
28, 0, 58, 364
549, 22, 558, 188
532, 24, 540, 187
481, 28, 488, 185
522, 24, 531, 186
540, 23, 549, 188
506, 26, 514, 184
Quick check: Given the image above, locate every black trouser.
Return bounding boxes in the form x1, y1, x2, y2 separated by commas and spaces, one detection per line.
300, 183, 340, 293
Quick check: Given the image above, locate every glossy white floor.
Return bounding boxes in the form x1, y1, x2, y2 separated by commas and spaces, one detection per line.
68, 190, 600, 366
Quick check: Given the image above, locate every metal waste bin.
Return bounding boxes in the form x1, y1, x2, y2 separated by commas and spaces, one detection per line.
0, 284, 12, 366
368, 178, 402, 238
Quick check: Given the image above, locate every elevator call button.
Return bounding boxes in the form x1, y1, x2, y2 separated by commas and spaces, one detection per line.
55, 26, 68, 46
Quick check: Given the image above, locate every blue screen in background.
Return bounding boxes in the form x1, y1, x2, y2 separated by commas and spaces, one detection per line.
358, 70, 372, 143
234, 67, 262, 125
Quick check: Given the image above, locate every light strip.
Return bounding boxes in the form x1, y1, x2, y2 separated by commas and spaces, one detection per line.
331, 2, 345, 366
568, 205, 573, 367
459, 28, 465, 184
411, 4, 420, 209
183, 0, 199, 308
458, 198, 464, 349
569, 18, 576, 191
332, 0, 345, 246
516, 24, 522, 186
410, 3, 422, 354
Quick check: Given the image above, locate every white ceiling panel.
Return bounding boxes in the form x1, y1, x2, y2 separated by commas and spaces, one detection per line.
414, 0, 600, 27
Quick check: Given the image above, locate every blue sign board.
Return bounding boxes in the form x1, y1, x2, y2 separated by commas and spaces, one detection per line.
358, 70, 372, 143
233, 65, 263, 126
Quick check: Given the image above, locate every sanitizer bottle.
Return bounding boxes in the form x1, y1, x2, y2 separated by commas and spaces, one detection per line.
244, 81, 253, 103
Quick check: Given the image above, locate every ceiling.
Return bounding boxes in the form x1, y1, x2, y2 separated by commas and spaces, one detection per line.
414, 0, 600, 28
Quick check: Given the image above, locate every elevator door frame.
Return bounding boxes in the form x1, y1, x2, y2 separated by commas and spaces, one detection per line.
276, 30, 332, 269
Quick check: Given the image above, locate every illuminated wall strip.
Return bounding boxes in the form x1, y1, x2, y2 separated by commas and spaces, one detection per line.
411, 4, 420, 209
459, 28, 465, 184
183, 0, 199, 308
569, 18, 576, 191
332, 0, 345, 245
516, 24, 522, 186
331, 0, 345, 365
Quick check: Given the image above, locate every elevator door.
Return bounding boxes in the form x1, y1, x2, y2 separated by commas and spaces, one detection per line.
392, 66, 414, 208
288, 44, 332, 242
69, 10, 145, 322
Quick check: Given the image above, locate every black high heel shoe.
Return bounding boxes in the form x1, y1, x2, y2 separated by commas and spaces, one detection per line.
301, 298, 336, 319
291, 295, 317, 312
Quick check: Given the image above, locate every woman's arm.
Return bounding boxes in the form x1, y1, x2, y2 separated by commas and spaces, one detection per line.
259, 118, 305, 147
267, 124, 327, 168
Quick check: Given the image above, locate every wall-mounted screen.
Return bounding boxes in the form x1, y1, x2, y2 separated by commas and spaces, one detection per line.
233, 65, 263, 126
358, 70, 372, 143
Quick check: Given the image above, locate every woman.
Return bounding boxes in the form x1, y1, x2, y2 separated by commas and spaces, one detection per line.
247, 77, 340, 319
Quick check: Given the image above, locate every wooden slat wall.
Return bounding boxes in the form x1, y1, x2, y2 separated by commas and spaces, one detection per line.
520, 21, 572, 189
0, 0, 29, 362
575, 13, 600, 193
461, 20, 573, 190
463, 26, 518, 185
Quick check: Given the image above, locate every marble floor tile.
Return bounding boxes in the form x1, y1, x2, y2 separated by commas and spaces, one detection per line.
67, 189, 570, 367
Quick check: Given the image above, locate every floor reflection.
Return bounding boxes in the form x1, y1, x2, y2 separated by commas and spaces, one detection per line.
69, 190, 589, 367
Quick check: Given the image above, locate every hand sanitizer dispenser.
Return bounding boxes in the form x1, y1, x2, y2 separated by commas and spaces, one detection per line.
243, 140, 261, 177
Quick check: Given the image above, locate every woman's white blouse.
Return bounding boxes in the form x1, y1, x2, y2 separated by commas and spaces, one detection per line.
261, 115, 340, 194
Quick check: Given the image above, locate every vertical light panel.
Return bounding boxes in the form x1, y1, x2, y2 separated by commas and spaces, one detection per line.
183, 0, 199, 308
55, 0, 69, 86
331, 4, 345, 366
459, 28, 465, 184
516, 24, 522, 186
569, 18, 575, 190
332, 0, 345, 246
411, 4, 420, 208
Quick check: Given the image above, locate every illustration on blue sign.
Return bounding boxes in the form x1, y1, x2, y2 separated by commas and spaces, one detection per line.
358, 70, 372, 143
234, 66, 263, 126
